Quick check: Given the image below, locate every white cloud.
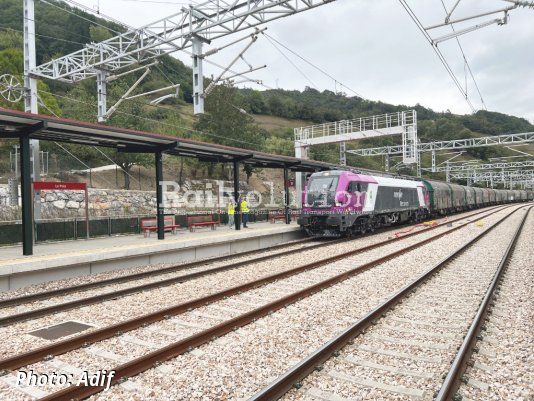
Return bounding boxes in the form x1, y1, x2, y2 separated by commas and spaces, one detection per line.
70, 0, 534, 123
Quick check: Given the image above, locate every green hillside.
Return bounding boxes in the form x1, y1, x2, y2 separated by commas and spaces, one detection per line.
1, 0, 532, 187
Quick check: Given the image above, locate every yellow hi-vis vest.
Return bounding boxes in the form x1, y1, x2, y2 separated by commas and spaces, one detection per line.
240, 200, 249, 213
228, 202, 235, 215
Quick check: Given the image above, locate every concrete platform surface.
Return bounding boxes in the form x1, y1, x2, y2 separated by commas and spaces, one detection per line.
0, 221, 302, 291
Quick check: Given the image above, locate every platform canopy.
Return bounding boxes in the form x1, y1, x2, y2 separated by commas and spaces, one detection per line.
0, 108, 334, 172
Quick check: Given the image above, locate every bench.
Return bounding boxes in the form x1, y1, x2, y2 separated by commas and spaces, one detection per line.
187, 215, 218, 232
268, 210, 298, 223
269, 211, 286, 223
140, 216, 181, 237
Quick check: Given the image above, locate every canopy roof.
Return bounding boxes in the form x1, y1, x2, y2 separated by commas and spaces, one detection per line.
0, 108, 335, 172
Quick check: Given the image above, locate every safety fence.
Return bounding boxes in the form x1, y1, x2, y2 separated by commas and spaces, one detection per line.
0, 210, 293, 246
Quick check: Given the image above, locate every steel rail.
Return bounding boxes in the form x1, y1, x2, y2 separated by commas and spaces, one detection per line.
0, 207, 503, 326
0, 205, 504, 310
32, 207, 516, 401
2, 203, 488, 310
0, 207, 507, 372
246, 205, 527, 401
0, 239, 327, 325
0, 238, 317, 308
435, 205, 532, 401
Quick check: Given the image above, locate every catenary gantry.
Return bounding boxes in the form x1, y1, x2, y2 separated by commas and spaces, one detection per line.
0, 108, 336, 256
346, 132, 534, 156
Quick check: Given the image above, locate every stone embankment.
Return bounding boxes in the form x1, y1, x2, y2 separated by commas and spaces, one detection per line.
0, 180, 288, 220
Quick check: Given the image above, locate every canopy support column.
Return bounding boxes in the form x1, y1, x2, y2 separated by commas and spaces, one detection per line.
283, 166, 290, 224
155, 151, 165, 240
20, 134, 33, 255
233, 160, 241, 230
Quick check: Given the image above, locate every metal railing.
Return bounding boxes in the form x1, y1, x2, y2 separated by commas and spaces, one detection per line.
0, 215, 153, 246
0, 210, 285, 246
294, 111, 415, 143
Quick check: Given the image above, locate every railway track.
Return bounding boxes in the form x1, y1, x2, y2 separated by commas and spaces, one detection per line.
0, 206, 505, 327
0, 237, 314, 308
0, 205, 517, 400
248, 205, 532, 401
455, 207, 534, 401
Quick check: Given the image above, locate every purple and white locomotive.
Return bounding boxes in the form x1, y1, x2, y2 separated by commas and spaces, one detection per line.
298, 170, 428, 237
298, 170, 532, 237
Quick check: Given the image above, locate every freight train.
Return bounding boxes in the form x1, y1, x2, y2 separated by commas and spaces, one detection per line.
298, 170, 533, 237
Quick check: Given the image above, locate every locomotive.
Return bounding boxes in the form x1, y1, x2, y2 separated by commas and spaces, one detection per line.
298, 170, 533, 237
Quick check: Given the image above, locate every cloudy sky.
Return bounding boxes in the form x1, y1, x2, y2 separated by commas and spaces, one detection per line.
70, 0, 534, 123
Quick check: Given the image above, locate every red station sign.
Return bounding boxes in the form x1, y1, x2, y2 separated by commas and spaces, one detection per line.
32, 181, 90, 239
33, 182, 87, 191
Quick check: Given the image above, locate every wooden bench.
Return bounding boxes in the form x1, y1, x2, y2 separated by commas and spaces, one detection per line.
268, 210, 298, 223
140, 216, 180, 237
187, 215, 218, 232
268, 211, 286, 223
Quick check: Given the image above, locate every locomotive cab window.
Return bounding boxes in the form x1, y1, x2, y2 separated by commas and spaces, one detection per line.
308, 176, 339, 192
348, 182, 368, 193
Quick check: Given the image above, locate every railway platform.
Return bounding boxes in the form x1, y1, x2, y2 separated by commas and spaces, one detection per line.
0, 221, 302, 291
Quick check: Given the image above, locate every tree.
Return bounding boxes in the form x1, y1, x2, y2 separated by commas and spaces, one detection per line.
0, 30, 22, 51
105, 83, 154, 189
243, 163, 254, 184
89, 25, 113, 42
264, 136, 293, 156
195, 83, 266, 181
243, 89, 268, 114
194, 83, 264, 150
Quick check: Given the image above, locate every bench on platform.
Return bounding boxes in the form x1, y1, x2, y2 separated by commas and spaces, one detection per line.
140, 216, 181, 237
187, 215, 218, 232
268, 210, 297, 223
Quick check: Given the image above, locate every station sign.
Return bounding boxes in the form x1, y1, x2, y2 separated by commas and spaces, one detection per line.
33, 182, 87, 191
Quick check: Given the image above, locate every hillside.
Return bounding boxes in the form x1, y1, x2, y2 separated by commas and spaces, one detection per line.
0, 0, 533, 189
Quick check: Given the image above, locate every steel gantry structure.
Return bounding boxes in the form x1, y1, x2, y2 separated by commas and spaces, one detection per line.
438, 161, 534, 188
294, 110, 418, 164
425, 160, 534, 173
347, 132, 534, 156
28, 0, 336, 117
346, 132, 534, 173
293, 110, 418, 203
450, 170, 534, 189
21, 0, 337, 232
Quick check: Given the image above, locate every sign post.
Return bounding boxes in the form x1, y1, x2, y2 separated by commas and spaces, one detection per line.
33, 182, 90, 239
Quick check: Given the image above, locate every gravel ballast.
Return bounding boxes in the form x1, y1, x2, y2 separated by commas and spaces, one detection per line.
54, 207, 526, 401
456, 206, 534, 401
0, 206, 521, 400
0, 207, 503, 361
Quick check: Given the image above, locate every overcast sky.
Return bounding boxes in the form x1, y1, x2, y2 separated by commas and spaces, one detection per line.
71, 0, 534, 123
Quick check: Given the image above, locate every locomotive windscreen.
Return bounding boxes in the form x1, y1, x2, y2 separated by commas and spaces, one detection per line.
306, 176, 339, 207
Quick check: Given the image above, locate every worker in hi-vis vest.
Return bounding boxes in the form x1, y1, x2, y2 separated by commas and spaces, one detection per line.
227, 199, 235, 229
240, 197, 249, 228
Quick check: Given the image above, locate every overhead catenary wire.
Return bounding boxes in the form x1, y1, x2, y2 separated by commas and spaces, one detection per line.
439, 0, 487, 111
40, 0, 124, 35
39, 90, 281, 150
120, 0, 365, 98
18, 15, 95, 42
263, 34, 319, 90
398, 0, 476, 113
262, 33, 365, 99
0, 26, 86, 46
37, 98, 133, 187
56, 0, 269, 91
54, 0, 272, 91
61, 0, 135, 31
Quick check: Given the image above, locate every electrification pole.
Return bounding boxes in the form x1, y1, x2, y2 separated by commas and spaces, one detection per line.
192, 37, 206, 115
23, 0, 41, 222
